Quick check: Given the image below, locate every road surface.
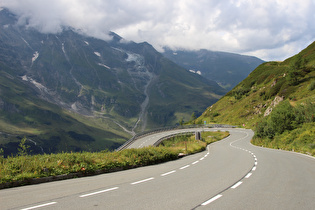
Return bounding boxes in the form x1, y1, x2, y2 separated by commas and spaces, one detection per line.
1, 128, 314, 209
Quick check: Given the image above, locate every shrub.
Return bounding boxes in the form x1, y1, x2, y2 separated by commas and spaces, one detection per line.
231, 87, 251, 100
270, 101, 296, 134
253, 99, 315, 156
254, 100, 305, 139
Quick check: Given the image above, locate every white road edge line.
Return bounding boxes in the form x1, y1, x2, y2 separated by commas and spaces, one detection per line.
200, 157, 205, 161
131, 177, 154, 185
201, 194, 223, 206
231, 181, 243, 189
80, 187, 119, 198
161, 170, 176, 176
252, 166, 256, 171
192, 161, 199, 165
180, 165, 190, 170
20, 202, 57, 210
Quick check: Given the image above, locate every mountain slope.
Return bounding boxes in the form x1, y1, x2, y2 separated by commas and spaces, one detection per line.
0, 8, 225, 155
0, 68, 129, 156
163, 48, 264, 90
196, 41, 315, 155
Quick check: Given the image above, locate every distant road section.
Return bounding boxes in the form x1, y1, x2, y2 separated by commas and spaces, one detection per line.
1, 128, 314, 209
118, 124, 235, 150
126, 127, 216, 149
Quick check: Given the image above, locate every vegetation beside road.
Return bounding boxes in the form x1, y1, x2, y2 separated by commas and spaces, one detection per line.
0, 131, 228, 187
195, 41, 315, 156
159, 131, 229, 154
252, 100, 314, 156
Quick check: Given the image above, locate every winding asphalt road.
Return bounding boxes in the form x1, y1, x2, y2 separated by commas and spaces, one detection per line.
1, 128, 314, 209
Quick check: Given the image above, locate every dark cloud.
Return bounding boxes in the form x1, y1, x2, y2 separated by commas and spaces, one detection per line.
1, 0, 314, 60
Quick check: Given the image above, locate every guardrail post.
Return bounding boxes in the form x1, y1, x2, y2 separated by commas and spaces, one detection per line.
195, 131, 201, 140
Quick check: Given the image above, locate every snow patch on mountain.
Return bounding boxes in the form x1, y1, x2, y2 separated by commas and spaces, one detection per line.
21, 75, 48, 92
98, 63, 111, 69
61, 43, 66, 56
189, 70, 202, 75
94, 52, 101, 57
71, 102, 79, 111
84, 41, 89, 45
126, 52, 144, 68
32, 51, 39, 63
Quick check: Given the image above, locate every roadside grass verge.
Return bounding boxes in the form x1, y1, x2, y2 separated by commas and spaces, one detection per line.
159, 131, 229, 154
0, 131, 228, 188
252, 122, 315, 156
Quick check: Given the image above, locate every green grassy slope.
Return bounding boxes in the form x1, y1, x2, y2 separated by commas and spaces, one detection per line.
195, 41, 315, 155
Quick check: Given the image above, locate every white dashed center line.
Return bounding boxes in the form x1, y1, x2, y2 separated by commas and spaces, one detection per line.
80, 187, 119, 198
245, 173, 252, 178
131, 177, 154, 185
180, 165, 190, 170
231, 181, 243, 189
21, 202, 57, 210
201, 194, 223, 206
161, 170, 176, 176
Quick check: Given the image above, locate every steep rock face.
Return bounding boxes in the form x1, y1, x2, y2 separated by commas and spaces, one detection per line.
264, 96, 284, 117
0, 8, 225, 140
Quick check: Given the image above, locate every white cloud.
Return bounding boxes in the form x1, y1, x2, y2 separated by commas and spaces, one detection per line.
1, 0, 314, 61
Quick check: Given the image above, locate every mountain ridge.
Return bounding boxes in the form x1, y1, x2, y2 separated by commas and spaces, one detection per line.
163, 48, 264, 90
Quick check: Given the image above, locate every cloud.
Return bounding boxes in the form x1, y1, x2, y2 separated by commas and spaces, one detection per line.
1, 0, 314, 61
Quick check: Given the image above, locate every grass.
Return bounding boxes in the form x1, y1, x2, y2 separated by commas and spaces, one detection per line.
0, 131, 228, 187
158, 131, 229, 154
0, 147, 180, 185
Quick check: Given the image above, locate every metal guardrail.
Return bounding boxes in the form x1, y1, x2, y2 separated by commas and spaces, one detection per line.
116, 124, 236, 151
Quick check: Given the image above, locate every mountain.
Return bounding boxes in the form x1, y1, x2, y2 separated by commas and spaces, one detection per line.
195, 41, 315, 155
0, 8, 226, 156
163, 48, 264, 90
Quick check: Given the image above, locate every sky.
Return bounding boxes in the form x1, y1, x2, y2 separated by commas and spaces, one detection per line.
1, 0, 315, 61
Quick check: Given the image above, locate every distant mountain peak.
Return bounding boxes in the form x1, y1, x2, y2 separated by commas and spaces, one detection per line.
163, 48, 264, 90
